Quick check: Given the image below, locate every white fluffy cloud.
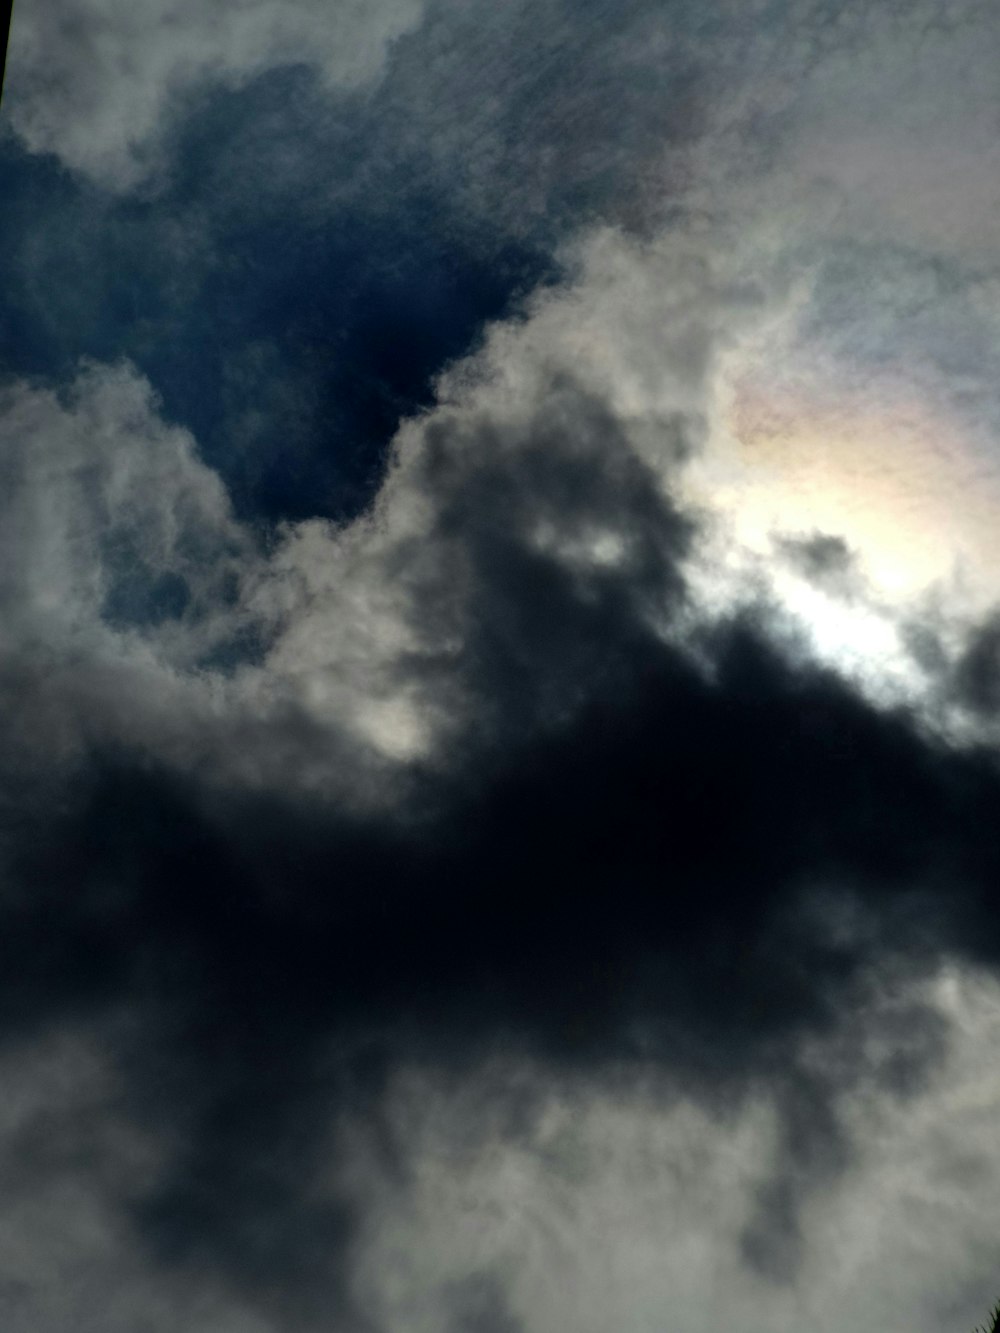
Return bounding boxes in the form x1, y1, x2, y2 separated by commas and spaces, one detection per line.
0, 225, 751, 792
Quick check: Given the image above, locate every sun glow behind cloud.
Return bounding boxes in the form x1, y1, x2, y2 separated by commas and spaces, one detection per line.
670, 291, 1000, 701
714, 355, 1000, 606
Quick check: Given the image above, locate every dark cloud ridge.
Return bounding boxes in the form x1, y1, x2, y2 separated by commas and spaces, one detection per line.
1, 374, 997, 1314
6, 597, 1000, 1313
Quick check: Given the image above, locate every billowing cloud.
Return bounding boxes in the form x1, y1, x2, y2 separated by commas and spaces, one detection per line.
344, 964, 1000, 1333
0, 224, 746, 792
4, 0, 1000, 1329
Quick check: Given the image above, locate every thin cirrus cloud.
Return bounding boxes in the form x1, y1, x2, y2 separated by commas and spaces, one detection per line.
2, 1, 1000, 1332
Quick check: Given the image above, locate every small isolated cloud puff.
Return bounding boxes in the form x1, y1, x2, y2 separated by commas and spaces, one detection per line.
4, 0, 423, 188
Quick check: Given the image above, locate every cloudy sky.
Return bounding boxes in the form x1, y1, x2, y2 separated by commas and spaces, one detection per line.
3, 1, 1000, 1329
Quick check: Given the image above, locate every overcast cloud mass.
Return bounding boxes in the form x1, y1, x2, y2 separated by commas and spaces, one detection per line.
3, 1, 1000, 1329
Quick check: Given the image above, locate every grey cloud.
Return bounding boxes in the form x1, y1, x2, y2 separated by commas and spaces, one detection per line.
336, 968, 1000, 1333
4, 0, 423, 188
404, 377, 692, 746
951, 614, 1000, 717
443, 1274, 525, 1333
774, 533, 861, 596
0, 362, 277, 802
0, 1025, 275, 1333
0, 224, 732, 794
0, 361, 251, 652
905, 607, 1000, 730
6, 2, 1000, 1329
0, 957, 980, 1333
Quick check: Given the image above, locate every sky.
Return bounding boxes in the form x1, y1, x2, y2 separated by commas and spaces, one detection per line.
2, 1, 1000, 1329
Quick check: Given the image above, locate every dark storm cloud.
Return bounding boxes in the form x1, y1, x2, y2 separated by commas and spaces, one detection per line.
0, 247, 997, 1323
5, 1, 1000, 1328
5, 533, 1000, 1316
407, 380, 693, 740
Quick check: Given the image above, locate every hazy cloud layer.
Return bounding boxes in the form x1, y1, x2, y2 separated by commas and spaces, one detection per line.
5, 0, 422, 187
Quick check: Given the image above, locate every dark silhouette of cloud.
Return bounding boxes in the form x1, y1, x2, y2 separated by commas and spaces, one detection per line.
4, 1, 1000, 1328
2, 594, 996, 1314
